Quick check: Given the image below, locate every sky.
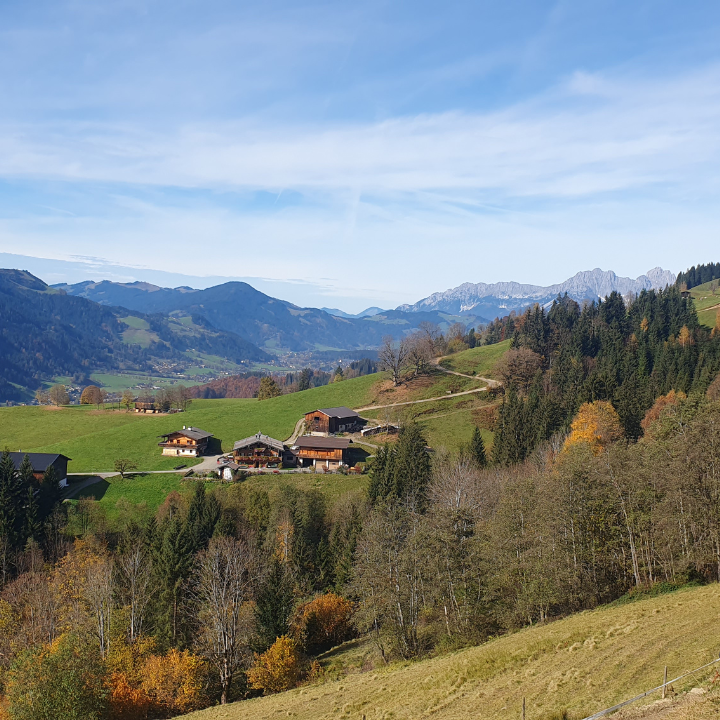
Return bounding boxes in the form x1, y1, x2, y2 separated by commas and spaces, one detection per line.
1, 0, 719, 312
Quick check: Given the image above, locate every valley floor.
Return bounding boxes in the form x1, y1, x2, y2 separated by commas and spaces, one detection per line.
180, 584, 720, 720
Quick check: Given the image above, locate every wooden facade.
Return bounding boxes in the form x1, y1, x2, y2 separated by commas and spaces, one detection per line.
304, 406, 361, 435
158, 426, 213, 457
134, 401, 159, 414
232, 433, 294, 468
293, 436, 351, 469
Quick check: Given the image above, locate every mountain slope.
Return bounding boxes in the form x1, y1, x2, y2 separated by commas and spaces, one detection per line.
181, 583, 720, 720
0, 270, 268, 401
55, 280, 481, 351
399, 267, 677, 318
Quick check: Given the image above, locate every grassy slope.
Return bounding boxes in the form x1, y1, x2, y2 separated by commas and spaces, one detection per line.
72, 472, 369, 523
182, 583, 720, 720
690, 281, 720, 329
0, 373, 383, 472
439, 339, 512, 377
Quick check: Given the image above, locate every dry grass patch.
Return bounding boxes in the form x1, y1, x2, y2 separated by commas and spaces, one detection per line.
179, 584, 720, 720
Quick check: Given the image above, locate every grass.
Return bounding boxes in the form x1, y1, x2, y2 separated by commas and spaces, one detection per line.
439, 339, 512, 377
181, 582, 720, 720
0, 373, 384, 472
70, 471, 369, 525
690, 281, 720, 329
89, 373, 205, 392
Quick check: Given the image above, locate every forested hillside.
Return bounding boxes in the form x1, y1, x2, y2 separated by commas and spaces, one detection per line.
56, 278, 482, 351
0, 270, 268, 401
486, 286, 720, 464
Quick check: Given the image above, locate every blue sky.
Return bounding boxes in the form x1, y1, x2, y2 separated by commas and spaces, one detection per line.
1, 0, 719, 311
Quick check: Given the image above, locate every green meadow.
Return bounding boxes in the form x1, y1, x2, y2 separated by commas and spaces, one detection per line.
438, 339, 511, 377
691, 280, 720, 329
0, 372, 384, 472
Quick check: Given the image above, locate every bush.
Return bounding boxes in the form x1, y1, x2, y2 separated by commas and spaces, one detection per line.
247, 636, 303, 694
6, 634, 108, 720
291, 592, 354, 655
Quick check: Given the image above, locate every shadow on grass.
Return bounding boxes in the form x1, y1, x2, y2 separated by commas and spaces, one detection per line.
76, 480, 110, 501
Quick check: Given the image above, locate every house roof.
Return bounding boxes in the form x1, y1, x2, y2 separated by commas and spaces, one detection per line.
309, 406, 360, 419
6, 452, 71, 473
293, 436, 351, 450
159, 427, 213, 441
233, 432, 285, 452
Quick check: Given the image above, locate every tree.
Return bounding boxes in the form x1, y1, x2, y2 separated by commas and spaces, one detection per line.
171, 385, 192, 411
0, 451, 23, 583
378, 335, 410, 386
290, 592, 354, 655
298, 368, 312, 392
80, 385, 105, 406
141, 648, 208, 714
406, 332, 432, 377
114, 458, 138, 479
247, 636, 304, 694
257, 376, 282, 400
496, 348, 543, 392
564, 401, 623, 455
467, 426, 488, 468
6, 634, 108, 720
121, 390, 135, 411
49, 384, 69, 406
254, 557, 294, 652
34, 388, 50, 405
194, 536, 257, 704
116, 542, 154, 643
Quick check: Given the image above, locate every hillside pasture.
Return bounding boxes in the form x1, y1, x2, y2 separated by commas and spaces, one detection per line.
0, 372, 383, 472
439, 339, 511, 377
691, 281, 720, 329
181, 583, 720, 720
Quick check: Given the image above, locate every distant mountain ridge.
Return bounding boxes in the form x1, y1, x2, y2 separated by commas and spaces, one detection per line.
397, 267, 677, 318
55, 280, 477, 352
322, 306, 385, 319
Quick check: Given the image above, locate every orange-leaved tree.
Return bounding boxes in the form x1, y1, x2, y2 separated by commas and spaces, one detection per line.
247, 635, 303, 694
640, 390, 687, 438
141, 648, 208, 715
563, 400, 623, 455
290, 592, 354, 655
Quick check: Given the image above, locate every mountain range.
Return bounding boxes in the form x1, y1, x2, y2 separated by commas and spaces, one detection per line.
55, 280, 474, 352
0, 269, 269, 402
398, 267, 677, 318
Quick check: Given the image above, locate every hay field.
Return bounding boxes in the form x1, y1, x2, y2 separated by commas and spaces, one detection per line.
181, 584, 720, 720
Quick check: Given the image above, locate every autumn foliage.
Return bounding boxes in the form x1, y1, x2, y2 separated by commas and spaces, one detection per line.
563, 401, 624, 455
247, 636, 304, 694
291, 592, 354, 655
640, 390, 687, 437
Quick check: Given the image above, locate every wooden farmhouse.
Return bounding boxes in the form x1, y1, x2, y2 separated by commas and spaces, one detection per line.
304, 406, 361, 435
292, 436, 351, 470
232, 432, 295, 469
158, 426, 213, 457
8, 452, 71, 488
134, 401, 159, 414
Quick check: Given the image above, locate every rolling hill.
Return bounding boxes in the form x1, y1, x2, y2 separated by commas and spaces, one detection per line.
54, 279, 484, 352
0, 269, 268, 401
180, 583, 720, 720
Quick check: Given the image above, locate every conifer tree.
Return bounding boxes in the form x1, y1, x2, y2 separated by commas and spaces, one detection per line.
254, 556, 294, 652
468, 426, 488, 468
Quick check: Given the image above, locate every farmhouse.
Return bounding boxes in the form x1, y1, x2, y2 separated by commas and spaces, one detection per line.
158, 426, 213, 457
292, 436, 351, 470
232, 432, 295, 469
134, 401, 158, 414
7, 452, 71, 488
304, 406, 361, 435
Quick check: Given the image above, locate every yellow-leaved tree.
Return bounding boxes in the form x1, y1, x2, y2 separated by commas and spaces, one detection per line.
247, 636, 303, 694
563, 400, 623, 455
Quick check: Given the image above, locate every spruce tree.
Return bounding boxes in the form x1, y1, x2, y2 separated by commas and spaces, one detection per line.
468, 426, 488, 468
254, 556, 294, 651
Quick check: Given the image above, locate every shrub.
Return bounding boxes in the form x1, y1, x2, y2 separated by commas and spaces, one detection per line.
247, 636, 303, 694
5, 634, 108, 720
291, 592, 354, 655
141, 648, 208, 715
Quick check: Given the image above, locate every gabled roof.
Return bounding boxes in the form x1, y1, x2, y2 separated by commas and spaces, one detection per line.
6, 452, 71, 473
159, 427, 213, 441
233, 432, 285, 452
293, 436, 351, 450
309, 406, 360, 419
